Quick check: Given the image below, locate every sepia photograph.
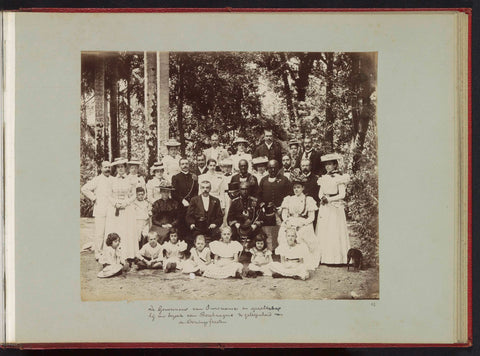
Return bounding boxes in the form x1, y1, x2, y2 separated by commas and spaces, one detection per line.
80, 51, 379, 301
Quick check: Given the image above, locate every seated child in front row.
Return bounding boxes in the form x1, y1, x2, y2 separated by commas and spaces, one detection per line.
246, 233, 273, 277
97, 233, 128, 278
135, 231, 163, 270
162, 228, 187, 273
203, 226, 243, 279
181, 234, 212, 275
269, 228, 310, 280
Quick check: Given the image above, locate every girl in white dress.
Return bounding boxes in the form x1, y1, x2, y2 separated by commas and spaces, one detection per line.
97, 233, 127, 278
277, 173, 319, 270
269, 228, 310, 280
315, 153, 351, 265
203, 226, 243, 279
104, 158, 138, 262
181, 235, 212, 275
162, 228, 188, 272
198, 159, 226, 210
246, 233, 273, 277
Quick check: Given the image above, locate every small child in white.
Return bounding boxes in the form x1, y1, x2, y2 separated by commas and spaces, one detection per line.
135, 231, 163, 270
97, 233, 127, 278
269, 228, 310, 280
203, 226, 243, 279
162, 228, 188, 273
133, 187, 151, 247
246, 233, 273, 277
181, 234, 212, 275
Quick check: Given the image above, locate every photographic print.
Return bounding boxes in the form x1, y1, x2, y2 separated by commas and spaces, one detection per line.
80, 51, 378, 301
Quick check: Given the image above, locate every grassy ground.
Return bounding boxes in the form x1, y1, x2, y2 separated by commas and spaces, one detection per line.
80, 218, 379, 301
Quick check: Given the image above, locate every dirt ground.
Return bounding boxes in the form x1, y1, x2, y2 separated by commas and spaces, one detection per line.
80, 218, 379, 301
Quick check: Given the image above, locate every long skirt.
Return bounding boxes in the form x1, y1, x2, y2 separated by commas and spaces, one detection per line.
315, 202, 350, 264
277, 219, 320, 270
203, 259, 243, 279
269, 261, 309, 280
247, 263, 272, 276
104, 205, 138, 260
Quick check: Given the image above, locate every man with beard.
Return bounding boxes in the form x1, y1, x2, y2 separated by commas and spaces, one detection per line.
257, 160, 291, 251
171, 158, 199, 237
81, 161, 113, 259
301, 136, 325, 176
278, 154, 293, 180
228, 181, 264, 246
300, 159, 320, 204
230, 159, 258, 198
288, 138, 302, 169
253, 129, 283, 167
186, 180, 223, 244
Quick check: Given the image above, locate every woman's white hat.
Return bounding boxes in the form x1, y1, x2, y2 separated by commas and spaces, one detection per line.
150, 161, 165, 173
97, 264, 123, 278
111, 157, 128, 166
127, 160, 141, 165
252, 156, 268, 166
165, 139, 181, 147
321, 153, 343, 162
233, 137, 248, 145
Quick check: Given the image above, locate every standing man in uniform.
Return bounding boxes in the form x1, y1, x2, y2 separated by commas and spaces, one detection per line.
257, 160, 291, 252
171, 158, 199, 237
81, 161, 113, 259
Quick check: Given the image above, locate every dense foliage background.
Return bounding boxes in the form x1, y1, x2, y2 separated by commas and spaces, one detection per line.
80, 51, 378, 267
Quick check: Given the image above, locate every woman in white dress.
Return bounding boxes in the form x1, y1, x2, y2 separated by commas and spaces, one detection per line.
277, 171, 319, 270
146, 162, 168, 204
198, 159, 226, 210
231, 137, 252, 173
103, 158, 138, 262
315, 153, 351, 265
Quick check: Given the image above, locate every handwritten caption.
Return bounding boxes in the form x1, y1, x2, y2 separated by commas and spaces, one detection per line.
147, 304, 283, 327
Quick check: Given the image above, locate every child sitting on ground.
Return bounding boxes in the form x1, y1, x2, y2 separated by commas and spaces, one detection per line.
161, 228, 187, 273
181, 234, 212, 276
135, 231, 163, 270
132, 187, 152, 247
203, 226, 244, 279
246, 233, 273, 277
269, 228, 310, 280
97, 233, 127, 278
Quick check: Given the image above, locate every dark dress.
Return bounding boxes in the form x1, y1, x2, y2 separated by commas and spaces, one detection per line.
150, 198, 181, 243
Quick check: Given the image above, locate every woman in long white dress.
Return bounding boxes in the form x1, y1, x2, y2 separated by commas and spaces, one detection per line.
103, 158, 138, 261
277, 171, 319, 270
315, 153, 351, 265
198, 159, 226, 210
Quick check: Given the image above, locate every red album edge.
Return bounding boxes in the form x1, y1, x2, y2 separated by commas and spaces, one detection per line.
3, 7, 473, 349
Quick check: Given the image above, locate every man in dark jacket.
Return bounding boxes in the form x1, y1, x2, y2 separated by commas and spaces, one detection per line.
230, 159, 258, 198
257, 160, 291, 251
186, 180, 223, 244
301, 136, 325, 176
171, 158, 199, 237
253, 129, 283, 167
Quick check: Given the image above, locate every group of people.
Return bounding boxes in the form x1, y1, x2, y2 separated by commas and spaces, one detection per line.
81, 129, 351, 280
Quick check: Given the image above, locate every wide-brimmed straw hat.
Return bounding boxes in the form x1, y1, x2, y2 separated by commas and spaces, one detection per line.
150, 162, 164, 173
288, 138, 301, 147
233, 137, 248, 145
220, 158, 233, 167
252, 156, 268, 166
165, 139, 181, 147
158, 180, 174, 190
111, 157, 128, 166
127, 160, 141, 165
97, 264, 123, 278
321, 153, 343, 162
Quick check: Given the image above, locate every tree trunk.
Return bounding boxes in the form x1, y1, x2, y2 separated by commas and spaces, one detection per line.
126, 78, 132, 160
109, 63, 120, 160
350, 52, 377, 173
281, 69, 296, 128
144, 51, 157, 168
295, 53, 315, 102
94, 56, 105, 167
324, 52, 335, 151
176, 57, 186, 156
157, 52, 170, 159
